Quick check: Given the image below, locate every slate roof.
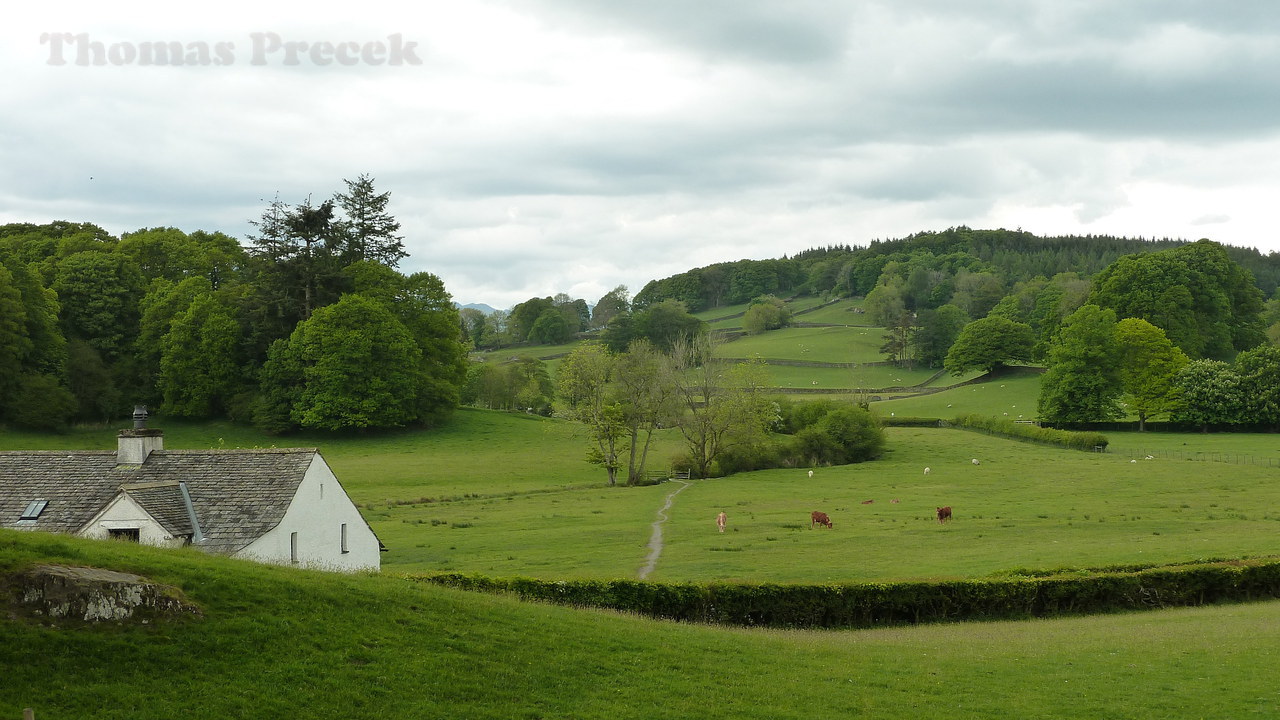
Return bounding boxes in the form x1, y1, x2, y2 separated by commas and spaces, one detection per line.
0, 448, 320, 555
119, 482, 193, 538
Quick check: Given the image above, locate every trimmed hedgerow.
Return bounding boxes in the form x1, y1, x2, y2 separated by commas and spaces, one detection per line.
951, 413, 1108, 451
412, 559, 1280, 629
878, 416, 945, 427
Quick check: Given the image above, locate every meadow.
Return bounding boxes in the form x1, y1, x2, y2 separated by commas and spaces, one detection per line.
371, 422, 1280, 582
6, 302, 1280, 718
10, 406, 1276, 584
717, 325, 888, 364
5, 529, 1278, 719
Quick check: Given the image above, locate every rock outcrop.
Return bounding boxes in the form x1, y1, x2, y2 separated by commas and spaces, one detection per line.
6, 564, 201, 623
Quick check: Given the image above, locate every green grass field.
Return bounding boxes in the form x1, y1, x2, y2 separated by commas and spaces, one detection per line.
4, 528, 1279, 719
718, 325, 888, 364
7, 406, 1278, 583
791, 297, 867, 324
874, 367, 1044, 418
371, 423, 1280, 582
6, 400, 1280, 719
761, 363, 940, 391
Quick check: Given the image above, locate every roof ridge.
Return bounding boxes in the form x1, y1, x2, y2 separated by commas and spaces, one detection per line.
151, 447, 319, 454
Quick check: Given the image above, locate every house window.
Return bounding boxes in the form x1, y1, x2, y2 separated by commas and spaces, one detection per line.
290, 531, 299, 564
108, 528, 140, 542
19, 499, 48, 521
341, 523, 349, 554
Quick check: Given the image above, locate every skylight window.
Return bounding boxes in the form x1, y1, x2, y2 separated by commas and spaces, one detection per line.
19, 499, 48, 520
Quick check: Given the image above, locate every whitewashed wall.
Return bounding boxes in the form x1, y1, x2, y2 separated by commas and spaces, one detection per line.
79, 494, 185, 548
236, 455, 381, 571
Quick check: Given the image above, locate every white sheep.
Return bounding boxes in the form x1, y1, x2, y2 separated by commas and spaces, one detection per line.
924, 467, 931, 475
807, 470, 814, 478
971, 458, 980, 465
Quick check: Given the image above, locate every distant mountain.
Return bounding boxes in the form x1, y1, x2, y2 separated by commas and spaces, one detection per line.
457, 302, 499, 315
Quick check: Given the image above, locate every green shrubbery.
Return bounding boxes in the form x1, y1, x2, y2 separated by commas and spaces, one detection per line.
416, 558, 1280, 629
951, 413, 1108, 451
879, 415, 944, 427
705, 399, 887, 476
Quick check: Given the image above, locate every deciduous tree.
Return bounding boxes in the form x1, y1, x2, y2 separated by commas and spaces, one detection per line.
1234, 344, 1280, 429
256, 295, 425, 432
557, 342, 625, 485
159, 294, 242, 418
943, 316, 1034, 375
1114, 318, 1188, 431
1171, 359, 1242, 432
1037, 305, 1122, 424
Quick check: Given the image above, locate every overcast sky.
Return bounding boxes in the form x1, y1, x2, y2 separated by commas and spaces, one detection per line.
6, 1, 1280, 309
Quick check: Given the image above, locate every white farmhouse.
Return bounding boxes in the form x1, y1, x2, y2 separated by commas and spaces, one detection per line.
0, 422, 382, 571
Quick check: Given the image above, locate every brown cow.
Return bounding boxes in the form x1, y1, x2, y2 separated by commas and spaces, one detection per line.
936, 506, 952, 523
810, 510, 832, 529
861, 499, 874, 505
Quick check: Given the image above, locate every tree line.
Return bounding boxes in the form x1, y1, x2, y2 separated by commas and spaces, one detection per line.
0, 176, 466, 432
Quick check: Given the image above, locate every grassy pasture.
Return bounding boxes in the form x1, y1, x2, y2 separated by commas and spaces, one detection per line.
379, 425, 1280, 582
693, 301, 752, 322
792, 297, 866, 323
4, 529, 1279, 719
6, 408, 1279, 585
718, 325, 887, 364
762, 363, 939, 390
782, 294, 829, 314
874, 367, 1044, 418
1106, 430, 1280, 463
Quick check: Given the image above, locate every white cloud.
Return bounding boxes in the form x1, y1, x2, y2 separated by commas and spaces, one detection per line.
4, 0, 1280, 309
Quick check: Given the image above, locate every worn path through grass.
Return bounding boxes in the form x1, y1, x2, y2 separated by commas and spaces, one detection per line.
638, 479, 692, 580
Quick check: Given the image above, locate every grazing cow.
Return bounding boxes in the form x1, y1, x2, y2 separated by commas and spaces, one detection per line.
811, 510, 832, 529
923, 467, 930, 475
861, 499, 874, 505
936, 506, 952, 523
716, 511, 727, 533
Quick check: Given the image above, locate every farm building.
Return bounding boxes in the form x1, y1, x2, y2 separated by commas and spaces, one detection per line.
0, 415, 382, 572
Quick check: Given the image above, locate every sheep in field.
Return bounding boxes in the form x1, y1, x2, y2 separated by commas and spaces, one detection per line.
923, 467, 930, 475
971, 458, 980, 465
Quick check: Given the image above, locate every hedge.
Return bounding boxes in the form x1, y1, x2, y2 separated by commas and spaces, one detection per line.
879, 416, 945, 428
411, 558, 1280, 629
951, 413, 1108, 451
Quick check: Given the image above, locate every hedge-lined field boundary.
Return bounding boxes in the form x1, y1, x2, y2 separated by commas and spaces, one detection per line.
950, 413, 1109, 451
410, 559, 1280, 629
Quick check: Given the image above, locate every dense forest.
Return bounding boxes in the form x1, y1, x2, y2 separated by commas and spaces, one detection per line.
0, 176, 466, 433
633, 227, 1280, 312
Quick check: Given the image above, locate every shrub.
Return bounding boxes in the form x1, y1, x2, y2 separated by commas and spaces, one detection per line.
414, 558, 1280, 630
951, 413, 1108, 451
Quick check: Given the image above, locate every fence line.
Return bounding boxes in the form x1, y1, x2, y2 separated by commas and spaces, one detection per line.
1125, 449, 1280, 468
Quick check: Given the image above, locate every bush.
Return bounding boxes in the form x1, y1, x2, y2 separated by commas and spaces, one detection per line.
714, 441, 787, 476
785, 405, 885, 466
414, 558, 1280, 629
879, 416, 944, 427
951, 413, 1108, 451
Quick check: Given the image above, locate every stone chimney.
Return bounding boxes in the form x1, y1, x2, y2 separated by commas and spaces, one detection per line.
117, 405, 163, 465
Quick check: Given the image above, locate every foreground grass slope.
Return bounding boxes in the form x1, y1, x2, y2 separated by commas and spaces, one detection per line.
3, 530, 1278, 719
